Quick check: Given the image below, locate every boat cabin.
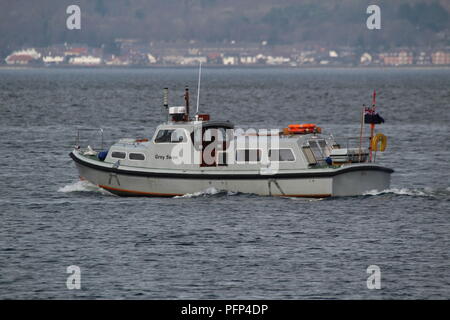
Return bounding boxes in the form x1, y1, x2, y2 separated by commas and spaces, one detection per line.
99, 87, 369, 172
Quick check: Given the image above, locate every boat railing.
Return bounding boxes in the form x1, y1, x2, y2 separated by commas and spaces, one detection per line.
331, 136, 371, 151
328, 136, 372, 163
75, 128, 104, 151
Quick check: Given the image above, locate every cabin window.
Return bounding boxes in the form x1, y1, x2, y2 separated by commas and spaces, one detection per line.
317, 139, 331, 156
318, 139, 326, 148
269, 149, 295, 162
129, 153, 145, 160
302, 146, 317, 165
236, 149, 261, 163
111, 151, 126, 159
308, 140, 325, 159
154, 129, 186, 143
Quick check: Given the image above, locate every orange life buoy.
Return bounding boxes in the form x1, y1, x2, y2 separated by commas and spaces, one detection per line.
288, 123, 316, 129
287, 123, 318, 134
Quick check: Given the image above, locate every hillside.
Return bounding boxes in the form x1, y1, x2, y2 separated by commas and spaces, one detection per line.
1, 0, 449, 57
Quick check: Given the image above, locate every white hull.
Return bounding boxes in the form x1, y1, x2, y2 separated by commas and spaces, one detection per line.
71, 151, 392, 197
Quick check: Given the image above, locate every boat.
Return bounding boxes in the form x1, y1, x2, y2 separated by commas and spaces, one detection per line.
69, 86, 393, 198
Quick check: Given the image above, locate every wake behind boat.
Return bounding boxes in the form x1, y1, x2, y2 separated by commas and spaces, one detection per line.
69, 82, 393, 197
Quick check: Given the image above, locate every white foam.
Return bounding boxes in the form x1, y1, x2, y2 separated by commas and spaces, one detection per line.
175, 187, 225, 198
58, 180, 113, 195
363, 188, 428, 197
288, 197, 325, 201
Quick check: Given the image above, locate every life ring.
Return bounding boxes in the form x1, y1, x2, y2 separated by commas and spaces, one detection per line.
287, 124, 317, 134
288, 124, 316, 129
371, 133, 387, 152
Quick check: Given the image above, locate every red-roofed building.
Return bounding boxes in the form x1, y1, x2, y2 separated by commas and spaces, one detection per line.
379, 51, 413, 66
431, 51, 450, 65
5, 48, 41, 65
207, 52, 222, 64
5, 55, 35, 65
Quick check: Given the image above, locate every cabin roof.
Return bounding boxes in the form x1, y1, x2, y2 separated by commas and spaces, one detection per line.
196, 120, 234, 129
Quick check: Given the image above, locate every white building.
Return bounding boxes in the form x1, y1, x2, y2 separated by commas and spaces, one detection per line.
266, 56, 290, 65
222, 56, 237, 65
179, 56, 206, 65
105, 55, 130, 66
329, 50, 339, 58
240, 56, 257, 64
69, 56, 102, 65
360, 52, 372, 65
43, 56, 65, 64
147, 54, 157, 64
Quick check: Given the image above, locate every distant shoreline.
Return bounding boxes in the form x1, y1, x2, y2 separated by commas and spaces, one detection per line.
0, 64, 449, 70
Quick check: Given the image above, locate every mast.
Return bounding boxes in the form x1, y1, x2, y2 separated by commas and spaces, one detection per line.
195, 62, 202, 117
163, 87, 168, 109
184, 86, 190, 121
163, 87, 169, 122
369, 90, 376, 162
358, 105, 365, 162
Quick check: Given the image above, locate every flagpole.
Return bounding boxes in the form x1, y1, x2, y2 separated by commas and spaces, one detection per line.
369, 90, 376, 162
359, 105, 365, 162
196, 62, 202, 116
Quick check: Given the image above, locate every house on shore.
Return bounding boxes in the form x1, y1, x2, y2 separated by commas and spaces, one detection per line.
5, 48, 41, 65
69, 55, 102, 65
431, 51, 450, 65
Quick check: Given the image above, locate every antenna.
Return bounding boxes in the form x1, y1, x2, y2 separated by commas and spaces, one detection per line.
163, 87, 169, 122
195, 62, 202, 116
163, 87, 168, 109
184, 86, 190, 120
